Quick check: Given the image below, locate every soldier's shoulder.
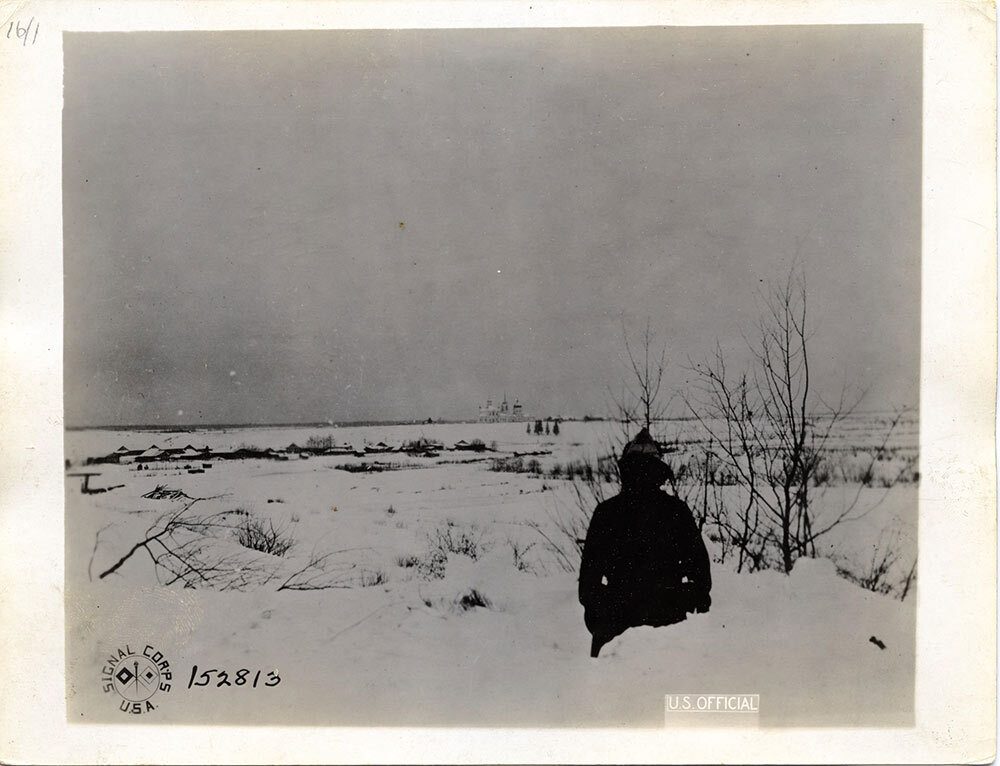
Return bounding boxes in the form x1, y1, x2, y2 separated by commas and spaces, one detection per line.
658, 490, 696, 516
594, 493, 626, 512
654, 487, 683, 503
592, 492, 631, 518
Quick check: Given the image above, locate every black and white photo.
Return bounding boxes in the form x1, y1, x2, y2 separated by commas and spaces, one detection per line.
63, 25, 921, 727
0, 2, 995, 762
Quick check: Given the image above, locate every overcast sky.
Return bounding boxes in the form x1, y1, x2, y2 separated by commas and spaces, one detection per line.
64, 26, 921, 427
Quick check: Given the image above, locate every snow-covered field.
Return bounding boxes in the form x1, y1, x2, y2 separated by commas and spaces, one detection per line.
65, 417, 916, 727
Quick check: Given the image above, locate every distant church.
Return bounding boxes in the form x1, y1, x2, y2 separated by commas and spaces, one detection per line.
478, 394, 524, 422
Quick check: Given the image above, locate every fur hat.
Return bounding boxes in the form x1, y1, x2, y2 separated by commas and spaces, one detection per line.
618, 428, 671, 487
620, 427, 662, 460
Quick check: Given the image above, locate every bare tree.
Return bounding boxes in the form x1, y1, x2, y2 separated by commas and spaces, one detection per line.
612, 317, 670, 436
685, 345, 769, 572
535, 318, 675, 572
749, 270, 855, 571
687, 268, 874, 573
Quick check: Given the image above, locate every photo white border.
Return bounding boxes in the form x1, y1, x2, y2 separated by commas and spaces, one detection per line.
0, 1, 995, 762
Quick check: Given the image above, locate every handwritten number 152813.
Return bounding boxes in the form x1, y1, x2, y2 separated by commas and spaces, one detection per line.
7, 18, 40, 46
187, 665, 281, 689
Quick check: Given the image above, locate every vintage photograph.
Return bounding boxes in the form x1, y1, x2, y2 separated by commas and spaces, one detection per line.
62, 26, 921, 727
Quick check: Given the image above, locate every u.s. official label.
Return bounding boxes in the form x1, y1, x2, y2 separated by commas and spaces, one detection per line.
101, 644, 173, 715
664, 693, 761, 727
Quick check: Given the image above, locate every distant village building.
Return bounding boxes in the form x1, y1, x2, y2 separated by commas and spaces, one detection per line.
478, 394, 524, 422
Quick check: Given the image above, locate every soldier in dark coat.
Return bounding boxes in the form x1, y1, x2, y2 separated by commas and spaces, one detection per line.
579, 428, 712, 657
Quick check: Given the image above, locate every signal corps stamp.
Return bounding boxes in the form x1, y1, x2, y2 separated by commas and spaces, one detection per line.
101, 644, 172, 715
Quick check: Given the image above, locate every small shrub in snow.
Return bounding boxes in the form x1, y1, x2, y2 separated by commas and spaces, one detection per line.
811, 458, 835, 486
428, 523, 491, 561
490, 455, 524, 473
831, 529, 917, 601
507, 538, 538, 573
417, 549, 448, 580
567, 460, 596, 481
235, 516, 294, 557
406, 523, 495, 581
454, 588, 492, 611
359, 569, 388, 587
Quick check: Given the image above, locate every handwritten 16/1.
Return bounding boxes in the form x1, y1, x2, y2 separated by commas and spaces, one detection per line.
7, 18, 39, 46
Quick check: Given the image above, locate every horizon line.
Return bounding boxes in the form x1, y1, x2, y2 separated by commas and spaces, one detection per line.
64, 406, 917, 432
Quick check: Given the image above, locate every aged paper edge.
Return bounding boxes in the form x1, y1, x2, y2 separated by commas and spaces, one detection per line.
0, 0, 995, 763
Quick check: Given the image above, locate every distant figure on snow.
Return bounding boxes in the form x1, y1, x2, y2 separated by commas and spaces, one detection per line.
579, 428, 712, 657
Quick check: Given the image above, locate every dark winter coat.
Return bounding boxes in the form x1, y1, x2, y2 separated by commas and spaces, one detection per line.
579, 486, 712, 647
